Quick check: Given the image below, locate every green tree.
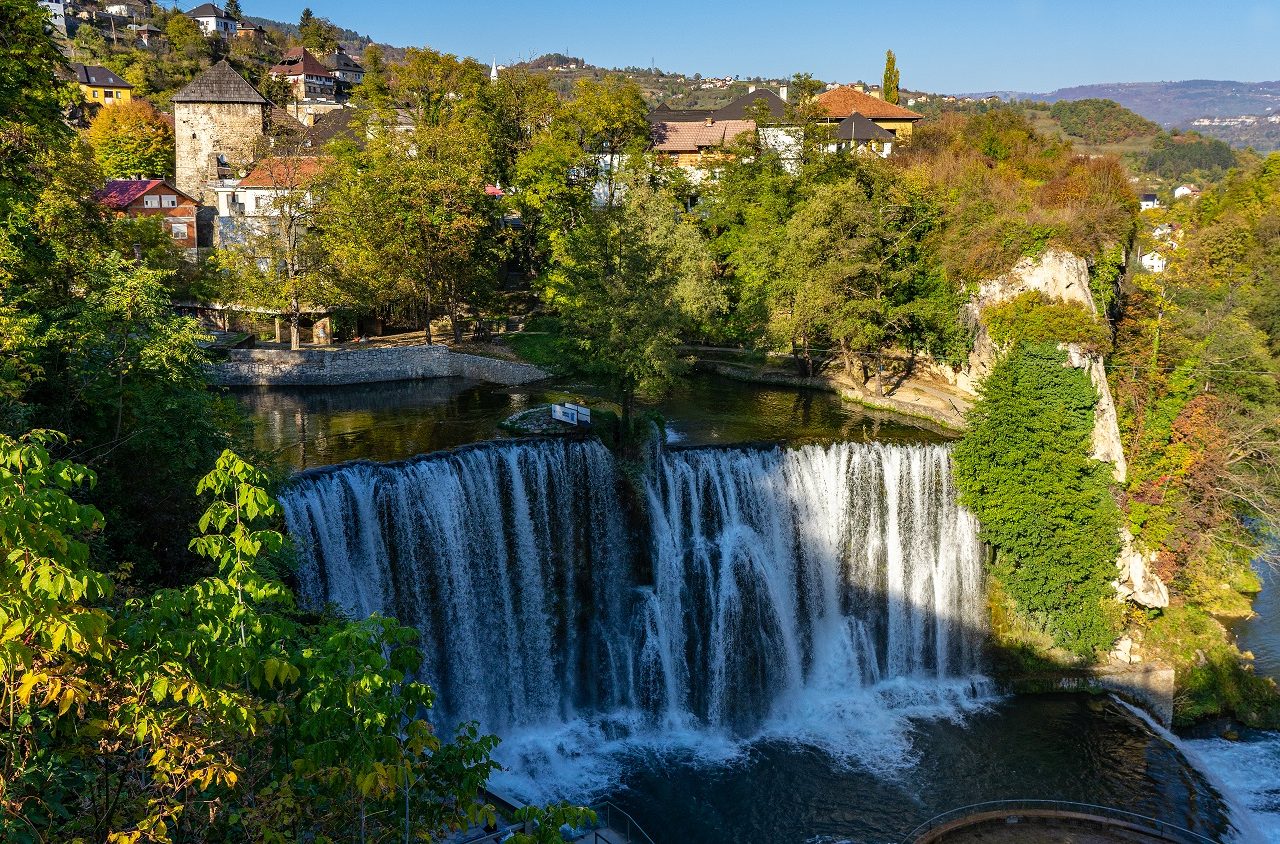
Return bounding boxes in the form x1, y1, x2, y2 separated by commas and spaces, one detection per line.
547, 167, 703, 437
223, 0, 242, 18
883, 49, 900, 105
952, 343, 1122, 656
321, 121, 501, 344
84, 99, 176, 179
782, 161, 957, 388
298, 10, 339, 56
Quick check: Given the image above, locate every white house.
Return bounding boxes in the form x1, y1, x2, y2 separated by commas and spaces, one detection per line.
184, 3, 237, 38
1139, 193, 1161, 211
37, 0, 66, 33
1140, 251, 1167, 273
1174, 184, 1200, 200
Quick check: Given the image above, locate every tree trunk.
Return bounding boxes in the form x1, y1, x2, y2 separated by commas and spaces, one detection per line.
449, 309, 462, 345
289, 297, 301, 351
274, 317, 282, 344
875, 349, 885, 397
423, 288, 433, 345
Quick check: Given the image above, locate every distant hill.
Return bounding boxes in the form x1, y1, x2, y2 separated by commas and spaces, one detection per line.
970, 80, 1280, 152
976, 80, 1280, 128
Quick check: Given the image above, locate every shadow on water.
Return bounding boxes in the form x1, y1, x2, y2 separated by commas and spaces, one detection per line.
273, 434, 1240, 844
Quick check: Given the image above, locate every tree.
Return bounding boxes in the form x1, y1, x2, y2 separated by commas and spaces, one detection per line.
320, 122, 501, 344
84, 99, 176, 179
164, 12, 210, 61
298, 10, 340, 56
546, 167, 704, 437
883, 49, 900, 105
782, 161, 955, 388
952, 343, 1123, 656
223, 0, 242, 18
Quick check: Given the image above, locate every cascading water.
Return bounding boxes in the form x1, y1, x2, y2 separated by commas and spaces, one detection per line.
282, 437, 990, 799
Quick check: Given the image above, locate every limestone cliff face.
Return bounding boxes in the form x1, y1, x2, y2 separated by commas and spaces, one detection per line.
954, 248, 1167, 608
957, 248, 1127, 482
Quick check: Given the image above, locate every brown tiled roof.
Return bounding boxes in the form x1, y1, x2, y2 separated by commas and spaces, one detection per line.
93, 180, 199, 208
172, 60, 267, 104
816, 86, 922, 120
651, 119, 755, 153
270, 47, 335, 79
237, 156, 329, 188
94, 179, 164, 208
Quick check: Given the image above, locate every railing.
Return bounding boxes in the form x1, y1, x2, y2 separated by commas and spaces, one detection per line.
585, 801, 658, 844
901, 799, 1221, 844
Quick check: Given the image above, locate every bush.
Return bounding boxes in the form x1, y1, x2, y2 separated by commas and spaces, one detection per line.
983, 291, 1111, 353
952, 343, 1122, 656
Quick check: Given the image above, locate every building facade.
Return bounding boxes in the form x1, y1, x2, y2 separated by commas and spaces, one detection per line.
94, 179, 201, 255
184, 2, 237, 38
70, 63, 133, 108
172, 61, 269, 204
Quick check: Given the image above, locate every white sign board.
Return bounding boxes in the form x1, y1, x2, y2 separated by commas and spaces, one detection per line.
565, 403, 591, 423
551, 404, 578, 424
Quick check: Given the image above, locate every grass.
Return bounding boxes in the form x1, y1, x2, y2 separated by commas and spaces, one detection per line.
1142, 602, 1280, 728
501, 317, 579, 373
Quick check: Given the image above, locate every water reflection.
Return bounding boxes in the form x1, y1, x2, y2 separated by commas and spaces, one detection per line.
233, 373, 950, 471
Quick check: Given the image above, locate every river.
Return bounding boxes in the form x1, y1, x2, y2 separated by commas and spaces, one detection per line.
234, 374, 1259, 842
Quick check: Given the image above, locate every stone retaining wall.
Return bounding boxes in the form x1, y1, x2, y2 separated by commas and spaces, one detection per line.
1005, 663, 1176, 728
210, 345, 548, 387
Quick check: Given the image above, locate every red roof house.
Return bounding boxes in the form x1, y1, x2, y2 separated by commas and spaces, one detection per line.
94, 179, 201, 252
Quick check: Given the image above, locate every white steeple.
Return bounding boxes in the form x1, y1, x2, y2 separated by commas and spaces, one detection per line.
490, 57, 498, 82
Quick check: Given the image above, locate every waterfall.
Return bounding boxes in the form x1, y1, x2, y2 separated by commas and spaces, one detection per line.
282, 437, 989, 797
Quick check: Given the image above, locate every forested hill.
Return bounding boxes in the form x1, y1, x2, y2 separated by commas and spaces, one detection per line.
980, 80, 1280, 128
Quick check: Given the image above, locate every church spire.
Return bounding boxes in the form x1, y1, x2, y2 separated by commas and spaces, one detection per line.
490, 57, 498, 82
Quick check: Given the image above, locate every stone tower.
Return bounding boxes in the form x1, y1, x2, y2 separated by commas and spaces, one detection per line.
172, 60, 269, 204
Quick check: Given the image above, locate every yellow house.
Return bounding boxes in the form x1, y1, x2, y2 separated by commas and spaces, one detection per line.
71, 63, 133, 107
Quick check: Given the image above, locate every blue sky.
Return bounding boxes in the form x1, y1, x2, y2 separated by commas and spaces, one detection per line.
236, 1, 1280, 93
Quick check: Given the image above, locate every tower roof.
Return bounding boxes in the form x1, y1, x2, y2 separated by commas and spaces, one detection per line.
172, 60, 268, 105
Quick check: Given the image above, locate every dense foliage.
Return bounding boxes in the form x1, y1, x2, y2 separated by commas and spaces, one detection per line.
953, 344, 1123, 656
1142, 131, 1238, 182
901, 110, 1137, 281
1, 440, 508, 842
1048, 98, 1159, 145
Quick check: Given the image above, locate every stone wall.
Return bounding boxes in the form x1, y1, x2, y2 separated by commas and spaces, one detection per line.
175, 101, 267, 204
1007, 664, 1176, 728
210, 345, 548, 387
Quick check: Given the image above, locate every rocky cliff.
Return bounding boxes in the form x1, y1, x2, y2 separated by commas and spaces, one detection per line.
954, 248, 1167, 609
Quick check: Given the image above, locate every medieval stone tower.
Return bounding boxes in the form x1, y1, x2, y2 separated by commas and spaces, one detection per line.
173, 60, 269, 204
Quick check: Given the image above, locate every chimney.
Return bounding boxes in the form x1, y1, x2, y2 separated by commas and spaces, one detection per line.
779, 85, 788, 102
704, 116, 713, 126
853, 82, 865, 93
748, 84, 756, 93
869, 86, 884, 100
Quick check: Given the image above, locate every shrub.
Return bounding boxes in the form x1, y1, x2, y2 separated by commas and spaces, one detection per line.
983, 291, 1111, 354
1048, 99, 1159, 145
952, 343, 1122, 656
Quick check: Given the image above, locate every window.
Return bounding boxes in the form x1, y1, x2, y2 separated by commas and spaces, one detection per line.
161, 194, 178, 208
104, 90, 113, 99
171, 223, 188, 240
92, 90, 99, 98
143, 195, 160, 209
